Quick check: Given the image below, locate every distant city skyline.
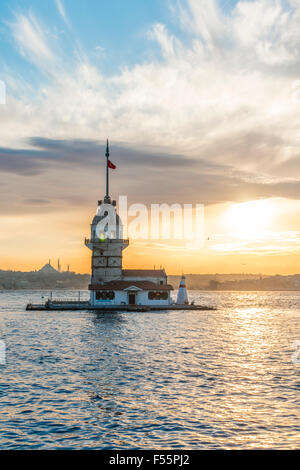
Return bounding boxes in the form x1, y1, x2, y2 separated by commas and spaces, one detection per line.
1, 0, 300, 274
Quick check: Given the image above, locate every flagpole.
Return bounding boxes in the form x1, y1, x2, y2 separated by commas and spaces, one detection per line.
105, 139, 109, 201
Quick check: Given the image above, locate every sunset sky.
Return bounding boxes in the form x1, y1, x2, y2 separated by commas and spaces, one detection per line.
1, 0, 300, 274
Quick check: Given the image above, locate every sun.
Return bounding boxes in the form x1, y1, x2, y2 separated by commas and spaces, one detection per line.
223, 200, 274, 239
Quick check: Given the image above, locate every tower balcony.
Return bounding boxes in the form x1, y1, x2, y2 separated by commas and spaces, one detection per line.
85, 237, 129, 250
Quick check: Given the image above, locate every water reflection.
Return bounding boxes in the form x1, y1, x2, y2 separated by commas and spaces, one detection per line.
90, 311, 126, 326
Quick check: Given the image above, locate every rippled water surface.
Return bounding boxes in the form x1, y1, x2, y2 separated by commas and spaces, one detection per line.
0, 290, 299, 449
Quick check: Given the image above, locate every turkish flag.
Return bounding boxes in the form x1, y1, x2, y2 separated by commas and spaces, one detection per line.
108, 160, 116, 169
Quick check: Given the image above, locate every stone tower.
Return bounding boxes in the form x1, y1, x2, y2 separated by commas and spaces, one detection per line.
85, 141, 129, 284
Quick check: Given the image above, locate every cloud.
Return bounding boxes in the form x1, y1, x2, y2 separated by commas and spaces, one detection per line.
0, 137, 199, 172
10, 12, 57, 72
0, 146, 46, 175
232, 0, 300, 66
2, 137, 300, 220
55, 0, 71, 28
24, 198, 51, 205
2, 0, 300, 210
95, 45, 105, 53
178, 0, 227, 51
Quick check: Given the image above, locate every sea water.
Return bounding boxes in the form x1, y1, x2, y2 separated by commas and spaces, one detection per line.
0, 290, 299, 449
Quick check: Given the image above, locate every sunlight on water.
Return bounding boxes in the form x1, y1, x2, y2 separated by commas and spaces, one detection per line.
0, 290, 299, 449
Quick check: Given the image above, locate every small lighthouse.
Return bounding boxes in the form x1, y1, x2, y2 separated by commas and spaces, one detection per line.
176, 275, 189, 305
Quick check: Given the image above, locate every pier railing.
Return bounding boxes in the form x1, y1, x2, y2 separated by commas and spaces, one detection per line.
49, 300, 89, 304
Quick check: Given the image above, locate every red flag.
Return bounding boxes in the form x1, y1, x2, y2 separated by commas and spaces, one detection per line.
108, 159, 116, 169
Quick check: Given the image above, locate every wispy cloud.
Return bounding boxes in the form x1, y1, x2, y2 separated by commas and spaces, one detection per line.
55, 0, 71, 28
10, 12, 57, 72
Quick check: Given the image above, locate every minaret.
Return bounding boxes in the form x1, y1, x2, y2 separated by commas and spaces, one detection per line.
176, 275, 189, 305
85, 140, 129, 291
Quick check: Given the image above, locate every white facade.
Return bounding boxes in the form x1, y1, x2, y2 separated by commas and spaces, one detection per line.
90, 288, 172, 306
90, 290, 127, 306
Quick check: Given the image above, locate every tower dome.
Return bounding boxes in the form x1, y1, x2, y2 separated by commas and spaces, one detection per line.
91, 202, 123, 240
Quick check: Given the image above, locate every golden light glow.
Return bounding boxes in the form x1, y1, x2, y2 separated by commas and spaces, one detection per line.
223, 200, 275, 239
2, 197, 300, 275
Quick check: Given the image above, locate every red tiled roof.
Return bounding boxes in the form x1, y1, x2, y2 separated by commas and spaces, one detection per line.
122, 269, 166, 278
89, 281, 173, 291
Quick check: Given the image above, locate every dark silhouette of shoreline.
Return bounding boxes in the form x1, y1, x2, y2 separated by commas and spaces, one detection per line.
1, 269, 300, 291
0, 268, 89, 290
169, 274, 300, 291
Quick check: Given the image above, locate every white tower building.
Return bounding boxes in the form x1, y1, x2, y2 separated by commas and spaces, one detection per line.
85, 141, 129, 285
85, 140, 173, 308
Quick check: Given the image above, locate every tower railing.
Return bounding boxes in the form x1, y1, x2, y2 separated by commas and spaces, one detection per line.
85, 237, 129, 244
